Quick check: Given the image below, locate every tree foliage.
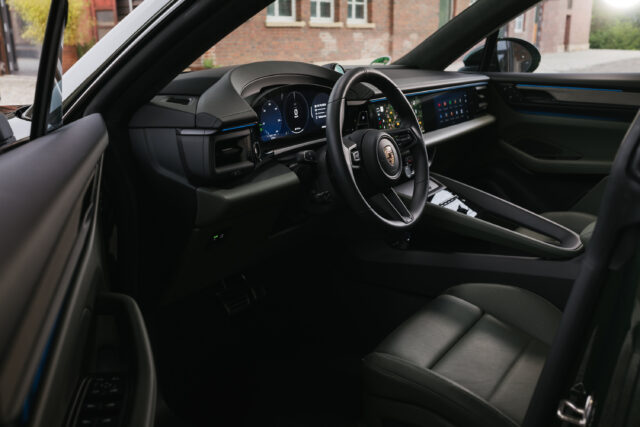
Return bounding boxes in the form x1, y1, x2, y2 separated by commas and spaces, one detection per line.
590, 0, 640, 50
8, 0, 93, 46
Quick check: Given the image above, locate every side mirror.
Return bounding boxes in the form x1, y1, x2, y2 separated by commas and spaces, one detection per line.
0, 114, 16, 146
323, 62, 346, 74
371, 56, 391, 65
461, 38, 541, 73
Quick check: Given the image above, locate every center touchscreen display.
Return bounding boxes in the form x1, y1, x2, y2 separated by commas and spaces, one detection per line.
432, 90, 471, 127
369, 97, 425, 133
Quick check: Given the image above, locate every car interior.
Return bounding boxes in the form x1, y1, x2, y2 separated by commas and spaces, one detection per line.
1, 0, 640, 426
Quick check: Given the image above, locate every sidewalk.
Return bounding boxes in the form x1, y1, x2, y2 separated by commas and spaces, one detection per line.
537, 49, 640, 72
0, 75, 36, 106
0, 57, 38, 106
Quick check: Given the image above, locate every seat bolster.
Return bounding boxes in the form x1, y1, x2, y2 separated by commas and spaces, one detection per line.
445, 284, 562, 345
363, 352, 519, 427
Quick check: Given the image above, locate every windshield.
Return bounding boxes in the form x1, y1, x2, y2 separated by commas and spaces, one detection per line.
188, 0, 477, 69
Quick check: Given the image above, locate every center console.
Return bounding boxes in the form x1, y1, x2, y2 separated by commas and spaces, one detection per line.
396, 174, 583, 259
427, 179, 478, 218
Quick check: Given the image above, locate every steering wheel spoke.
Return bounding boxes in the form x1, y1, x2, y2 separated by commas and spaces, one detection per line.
370, 189, 413, 224
342, 135, 363, 171
388, 126, 422, 150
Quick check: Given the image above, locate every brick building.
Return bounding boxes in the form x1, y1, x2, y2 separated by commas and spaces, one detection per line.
503, 0, 593, 53
90, 0, 145, 41
197, 0, 474, 68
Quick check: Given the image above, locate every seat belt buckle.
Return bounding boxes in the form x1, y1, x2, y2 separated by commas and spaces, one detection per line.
557, 394, 594, 426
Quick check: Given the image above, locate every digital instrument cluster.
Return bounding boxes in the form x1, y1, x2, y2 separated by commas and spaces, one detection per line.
256, 85, 329, 142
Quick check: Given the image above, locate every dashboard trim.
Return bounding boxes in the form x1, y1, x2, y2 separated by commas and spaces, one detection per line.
272, 137, 326, 156
221, 123, 256, 132
270, 114, 496, 156
423, 114, 495, 147
370, 82, 489, 103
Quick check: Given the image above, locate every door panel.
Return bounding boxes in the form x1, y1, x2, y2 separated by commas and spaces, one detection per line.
0, 114, 107, 423
497, 111, 628, 175
484, 72, 639, 213
0, 114, 156, 427
0, 115, 157, 427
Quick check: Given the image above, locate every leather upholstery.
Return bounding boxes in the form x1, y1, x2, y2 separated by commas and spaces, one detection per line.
517, 211, 597, 246
364, 283, 562, 427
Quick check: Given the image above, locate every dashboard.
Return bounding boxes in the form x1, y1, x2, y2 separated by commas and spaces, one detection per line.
131, 61, 492, 185
250, 82, 489, 156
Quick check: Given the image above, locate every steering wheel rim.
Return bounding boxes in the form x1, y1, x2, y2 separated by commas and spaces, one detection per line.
326, 67, 429, 230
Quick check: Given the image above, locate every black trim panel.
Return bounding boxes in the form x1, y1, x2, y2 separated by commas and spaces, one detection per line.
0, 114, 108, 423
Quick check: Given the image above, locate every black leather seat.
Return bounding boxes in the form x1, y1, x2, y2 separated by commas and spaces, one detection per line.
363, 283, 561, 427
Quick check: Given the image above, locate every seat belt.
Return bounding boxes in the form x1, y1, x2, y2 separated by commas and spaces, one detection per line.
556, 231, 640, 427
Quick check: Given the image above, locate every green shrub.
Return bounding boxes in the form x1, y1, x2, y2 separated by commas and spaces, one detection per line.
590, 0, 640, 50
202, 57, 215, 69
8, 0, 93, 46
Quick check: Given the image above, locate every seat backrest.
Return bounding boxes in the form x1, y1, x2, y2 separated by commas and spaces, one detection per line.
523, 111, 640, 427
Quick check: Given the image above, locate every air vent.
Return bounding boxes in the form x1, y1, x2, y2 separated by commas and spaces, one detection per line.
211, 130, 255, 179
177, 128, 254, 183
475, 85, 489, 112
215, 139, 244, 168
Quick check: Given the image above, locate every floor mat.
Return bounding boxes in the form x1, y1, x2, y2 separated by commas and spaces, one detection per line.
152, 273, 365, 427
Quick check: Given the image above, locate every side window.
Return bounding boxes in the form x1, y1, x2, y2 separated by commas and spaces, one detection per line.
0, 0, 113, 110
495, 0, 640, 73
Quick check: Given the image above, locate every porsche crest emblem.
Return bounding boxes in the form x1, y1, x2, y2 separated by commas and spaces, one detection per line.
383, 145, 396, 167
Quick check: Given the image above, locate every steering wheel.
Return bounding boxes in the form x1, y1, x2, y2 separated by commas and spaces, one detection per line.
326, 68, 429, 229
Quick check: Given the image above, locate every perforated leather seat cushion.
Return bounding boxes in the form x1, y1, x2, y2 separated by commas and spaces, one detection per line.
363, 283, 562, 427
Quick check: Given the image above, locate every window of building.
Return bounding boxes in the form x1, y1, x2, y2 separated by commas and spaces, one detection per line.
311, 0, 334, 22
514, 14, 525, 32
347, 0, 367, 23
439, 0, 454, 27
267, 0, 295, 22
96, 10, 116, 40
